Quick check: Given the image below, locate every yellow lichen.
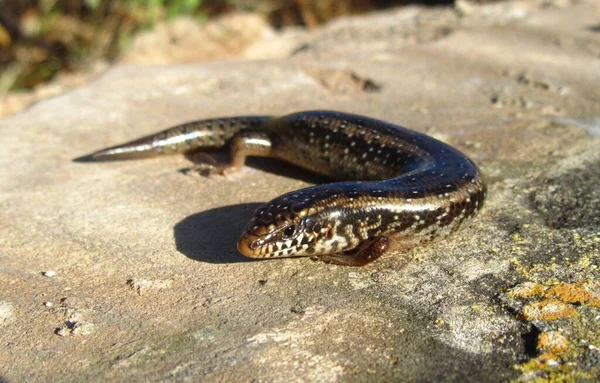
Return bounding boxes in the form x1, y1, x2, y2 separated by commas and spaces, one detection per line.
507, 282, 546, 299
537, 331, 569, 354
516, 352, 560, 372
511, 233, 526, 243
589, 297, 600, 308
546, 282, 592, 304
578, 256, 592, 268
509, 279, 600, 381
509, 257, 533, 280
520, 299, 576, 321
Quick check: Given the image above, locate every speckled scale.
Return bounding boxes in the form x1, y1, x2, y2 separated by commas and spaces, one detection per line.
79, 116, 271, 161
80, 110, 487, 265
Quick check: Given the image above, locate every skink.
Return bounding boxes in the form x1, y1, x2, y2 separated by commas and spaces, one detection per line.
78, 111, 487, 266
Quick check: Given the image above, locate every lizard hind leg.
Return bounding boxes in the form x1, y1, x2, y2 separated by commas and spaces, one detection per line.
185, 132, 273, 176
184, 152, 222, 176
316, 236, 391, 266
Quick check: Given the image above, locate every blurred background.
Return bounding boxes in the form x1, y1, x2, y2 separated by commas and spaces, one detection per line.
0, 0, 496, 117
0, 1, 461, 88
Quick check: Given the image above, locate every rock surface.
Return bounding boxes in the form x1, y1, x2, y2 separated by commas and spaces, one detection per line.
1, 1, 599, 381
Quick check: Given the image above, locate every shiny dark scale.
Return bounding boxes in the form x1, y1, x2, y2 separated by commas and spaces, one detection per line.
79, 111, 487, 266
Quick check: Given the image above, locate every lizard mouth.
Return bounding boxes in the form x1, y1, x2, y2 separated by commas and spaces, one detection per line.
238, 231, 310, 259
237, 233, 261, 258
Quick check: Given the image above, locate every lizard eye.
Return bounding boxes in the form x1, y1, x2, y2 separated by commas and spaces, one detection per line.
282, 225, 296, 239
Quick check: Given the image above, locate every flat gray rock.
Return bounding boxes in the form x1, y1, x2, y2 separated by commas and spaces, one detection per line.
1, 1, 599, 381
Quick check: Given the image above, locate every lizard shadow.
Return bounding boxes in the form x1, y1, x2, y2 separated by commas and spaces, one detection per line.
175, 154, 333, 263
247, 157, 328, 183
182, 152, 328, 184
174, 203, 266, 264
174, 154, 329, 264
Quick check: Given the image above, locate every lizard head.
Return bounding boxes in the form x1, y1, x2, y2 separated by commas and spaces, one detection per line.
237, 190, 337, 259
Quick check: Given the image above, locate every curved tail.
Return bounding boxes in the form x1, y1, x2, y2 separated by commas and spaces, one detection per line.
74, 116, 271, 162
